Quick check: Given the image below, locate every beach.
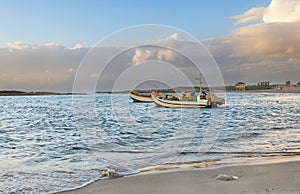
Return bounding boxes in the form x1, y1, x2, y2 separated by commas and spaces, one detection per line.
61, 158, 300, 194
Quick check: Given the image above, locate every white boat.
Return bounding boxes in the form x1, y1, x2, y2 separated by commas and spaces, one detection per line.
151, 91, 224, 108
128, 91, 153, 102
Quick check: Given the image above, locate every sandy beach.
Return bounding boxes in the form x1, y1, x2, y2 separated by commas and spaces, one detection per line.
60, 159, 300, 194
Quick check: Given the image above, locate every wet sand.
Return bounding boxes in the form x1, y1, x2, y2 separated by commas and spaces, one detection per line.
60, 159, 300, 194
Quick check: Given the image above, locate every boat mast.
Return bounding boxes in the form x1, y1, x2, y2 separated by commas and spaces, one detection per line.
195, 74, 202, 93
152, 84, 158, 93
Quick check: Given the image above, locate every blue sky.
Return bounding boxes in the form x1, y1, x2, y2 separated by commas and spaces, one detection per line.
0, 0, 270, 47
1, 0, 300, 91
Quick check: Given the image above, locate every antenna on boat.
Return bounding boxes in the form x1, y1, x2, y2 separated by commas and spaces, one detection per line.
195, 74, 202, 93
153, 84, 158, 93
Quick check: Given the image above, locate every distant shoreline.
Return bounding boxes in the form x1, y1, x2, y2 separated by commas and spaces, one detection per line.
0, 90, 84, 96
226, 89, 300, 93
98, 89, 300, 94
1, 89, 299, 96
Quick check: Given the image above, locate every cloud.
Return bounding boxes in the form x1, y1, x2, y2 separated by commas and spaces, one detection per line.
132, 49, 153, 64
0, 42, 90, 91
131, 34, 182, 65
7, 42, 66, 51
7, 42, 32, 50
70, 44, 84, 50
43, 42, 59, 47
1, 11, 300, 93
231, 0, 300, 25
224, 0, 300, 83
221, 21, 300, 82
1, 35, 299, 92
127, 34, 196, 68
39, 42, 64, 50
131, 47, 177, 65
169, 33, 179, 40
264, 0, 300, 23
157, 49, 175, 61
203, 35, 300, 84
231, 7, 265, 25
225, 22, 300, 58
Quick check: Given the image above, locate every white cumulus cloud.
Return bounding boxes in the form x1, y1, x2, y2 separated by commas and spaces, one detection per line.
169, 33, 179, 40
231, 0, 300, 25
131, 48, 177, 65
263, 0, 300, 23
132, 49, 153, 64
157, 49, 175, 61
70, 44, 84, 50
7, 42, 32, 50
42, 42, 60, 47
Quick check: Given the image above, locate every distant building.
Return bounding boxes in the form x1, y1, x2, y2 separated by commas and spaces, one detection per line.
286, 81, 291, 91
275, 84, 282, 90
258, 81, 270, 89
275, 81, 299, 91
235, 82, 246, 91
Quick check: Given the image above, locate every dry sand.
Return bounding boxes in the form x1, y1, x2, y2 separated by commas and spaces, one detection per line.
60, 160, 300, 194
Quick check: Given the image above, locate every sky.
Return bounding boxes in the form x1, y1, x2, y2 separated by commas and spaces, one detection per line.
1, 0, 299, 92
0, 0, 270, 47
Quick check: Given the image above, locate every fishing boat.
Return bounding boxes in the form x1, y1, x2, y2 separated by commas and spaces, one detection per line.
128, 91, 153, 102
150, 75, 225, 108
151, 91, 225, 108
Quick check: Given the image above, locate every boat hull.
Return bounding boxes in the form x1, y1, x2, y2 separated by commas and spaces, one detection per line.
128, 92, 153, 103
151, 93, 211, 108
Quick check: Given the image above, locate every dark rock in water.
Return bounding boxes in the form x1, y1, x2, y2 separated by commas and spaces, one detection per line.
101, 169, 124, 179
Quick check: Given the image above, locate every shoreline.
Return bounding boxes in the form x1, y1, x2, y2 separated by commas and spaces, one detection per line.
0, 90, 84, 96
226, 89, 300, 93
1, 90, 299, 96
59, 155, 300, 194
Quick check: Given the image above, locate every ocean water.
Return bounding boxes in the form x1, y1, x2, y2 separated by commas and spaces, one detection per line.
0, 93, 299, 193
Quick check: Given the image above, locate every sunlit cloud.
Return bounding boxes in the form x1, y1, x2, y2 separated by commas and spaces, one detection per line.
168, 33, 179, 41
132, 49, 153, 64
263, 0, 300, 23
131, 48, 177, 65
231, 0, 300, 25
0, 42, 88, 91
7, 42, 32, 50
224, 22, 300, 58
231, 7, 265, 25
224, 0, 300, 83
157, 49, 175, 61
70, 44, 84, 50
43, 42, 58, 47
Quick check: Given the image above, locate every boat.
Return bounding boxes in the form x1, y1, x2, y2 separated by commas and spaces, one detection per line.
151, 91, 225, 108
128, 91, 153, 102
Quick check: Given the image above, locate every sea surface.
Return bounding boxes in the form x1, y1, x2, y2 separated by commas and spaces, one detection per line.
0, 93, 299, 193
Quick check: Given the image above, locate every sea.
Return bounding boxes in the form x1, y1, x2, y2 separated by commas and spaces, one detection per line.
0, 92, 299, 193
